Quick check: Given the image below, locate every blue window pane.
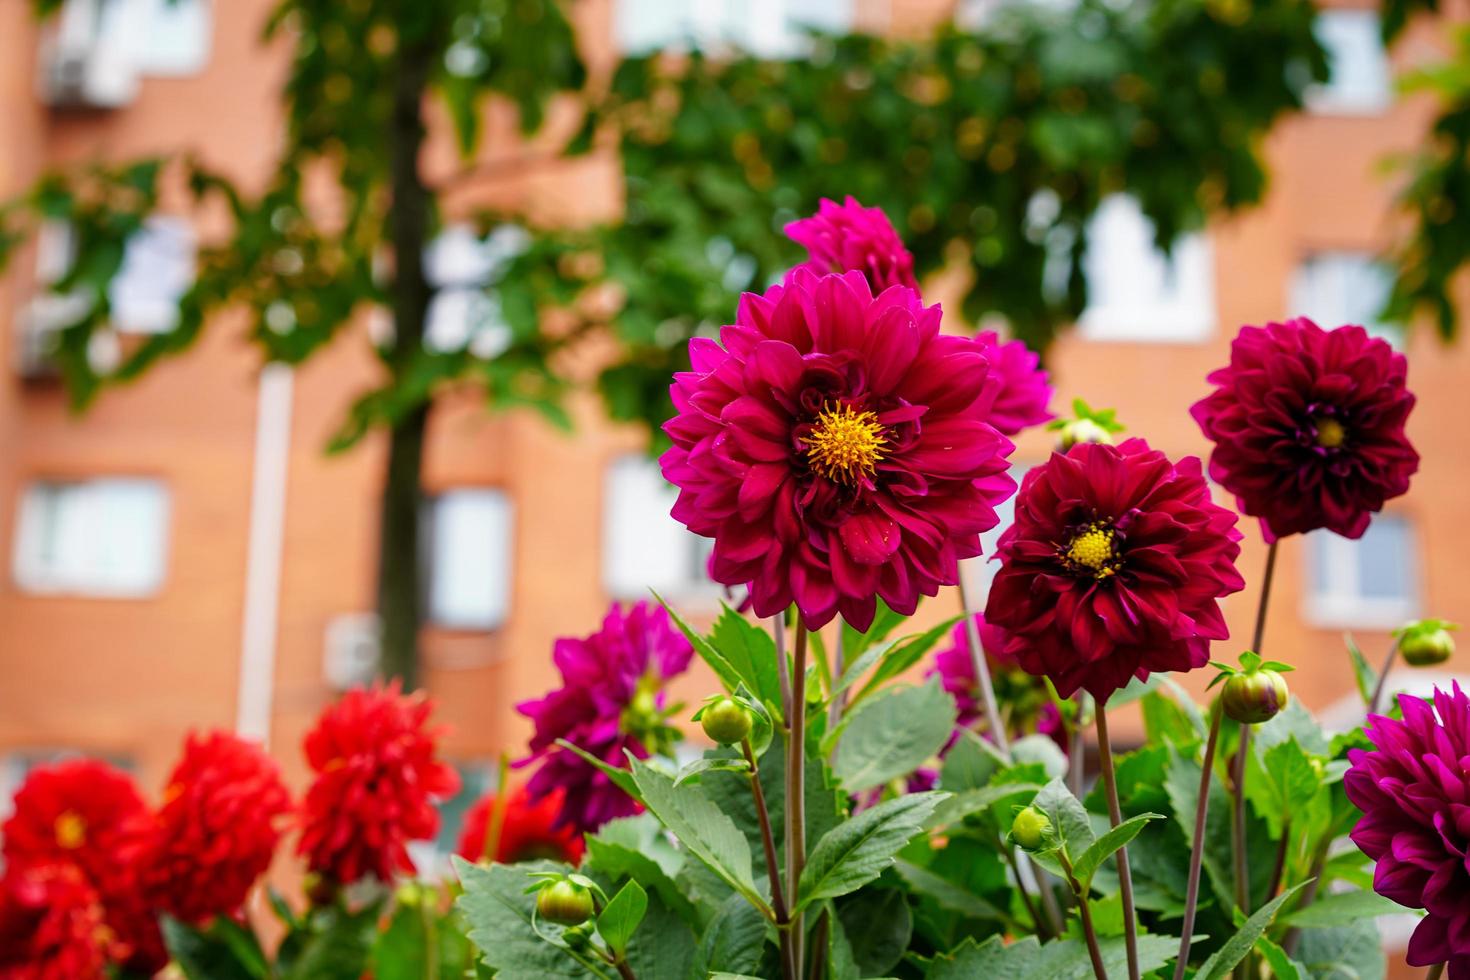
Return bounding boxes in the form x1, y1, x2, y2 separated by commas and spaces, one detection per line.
1356, 516, 1413, 601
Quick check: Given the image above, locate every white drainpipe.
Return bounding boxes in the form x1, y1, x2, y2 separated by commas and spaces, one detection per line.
235, 363, 294, 746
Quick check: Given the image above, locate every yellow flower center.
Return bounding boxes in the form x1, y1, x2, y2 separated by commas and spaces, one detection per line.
1066, 525, 1117, 579
1315, 417, 1346, 449
54, 811, 87, 850
803, 403, 888, 486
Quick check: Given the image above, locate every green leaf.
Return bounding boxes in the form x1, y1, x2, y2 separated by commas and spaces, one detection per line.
938, 729, 1003, 792
1011, 734, 1069, 781
658, 598, 750, 706
840, 599, 906, 660
695, 894, 769, 976
583, 814, 696, 923
1032, 778, 1096, 856
282, 900, 384, 980
372, 897, 473, 980
1344, 634, 1378, 706
1254, 700, 1330, 757
832, 677, 956, 792
627, 756, 763, 909
926, 781, 1043, 831
924, 932, 1180, 980
837, 889, 912, 977
1293, 919, 1385, 980
709, 605, 784, 711
893, 858, 1008, 922
1259, 937, 1307, 980
1246, 737, 1323, 838
554, 739, 642, 803
674, 755, 750, 786
1143, 689, 1204, 747
597, 880, 648, 957
454, 858, 600, 980
1071, 813, 1162, 886
854, 617, 960, 700
162, 916, 269, 980
1194, 881, 1312, 980
1281, 888, 1408, 928
623, 893, 700, 980
796, 792, 945, 912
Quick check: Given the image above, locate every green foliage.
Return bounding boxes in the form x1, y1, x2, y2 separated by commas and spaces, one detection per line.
162, 916, 270, 980
796, 792, 946, 911
830, 677, 956, 792
1193, 882, 1311, 980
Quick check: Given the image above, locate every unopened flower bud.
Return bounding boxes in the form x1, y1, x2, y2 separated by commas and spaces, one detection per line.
1011, 806, 1052, 851
1221, 668, 1290, 725
1399, 622, 1456, 667
701, 697, 753, 745
536, 878, 594, 926
1057, 418, 1114, 451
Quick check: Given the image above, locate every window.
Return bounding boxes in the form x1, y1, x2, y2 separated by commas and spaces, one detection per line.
1308, 9, 1391, 114
960, 462, 1033, 604
1289, 251, 1399, 344
603, 454, 722, 602
424, 490, 514, 630
96, 0, 212, 76
13, 478, 171, 597
109, 217, 195, 334
615, 0, 852, 58
1304, 514, 1420, 628
423, 224, 527, 359
1079, 195, 1215, 343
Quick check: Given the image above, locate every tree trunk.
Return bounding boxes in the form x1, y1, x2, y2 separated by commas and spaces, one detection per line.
377, 34, 435, 687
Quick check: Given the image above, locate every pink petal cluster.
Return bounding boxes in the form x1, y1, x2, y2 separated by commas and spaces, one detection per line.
518, 601, 693, 833
975, 330, 1054, 436
1191, 318, 1418, 541
662, 269, 1015, 631
784, 196, 918, 292
1345, 684, 1470, 977
984, 439, 1244, 700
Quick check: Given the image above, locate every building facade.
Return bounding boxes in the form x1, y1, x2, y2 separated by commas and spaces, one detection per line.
0, 0, 1465, 930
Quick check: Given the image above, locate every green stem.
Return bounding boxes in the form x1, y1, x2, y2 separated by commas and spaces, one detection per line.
787, 622, 809, 978
1003, 845, 1049, 939
1058, 850, 1109, 980
1426, 963, 1446, 980
1095, 704, 1140, 980
1267, 817, 1291, 900
482, 754, 511, 862
1173, 702, 1224, 980
1234, 540, 1278, 980
743, 738, 794, 979
1367, 639, 1401, 716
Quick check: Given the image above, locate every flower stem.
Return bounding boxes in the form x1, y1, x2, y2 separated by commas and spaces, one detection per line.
1267, 817, 1291, 900
1095, 704, 1140, 980
482, 753, 511, 862
828, 629, 848, 731
775, 616, 791, 725
1232, 723, 1252, 916
1058, 849, 1109, 980
958, 576, 1009, 755
1250, 540, 1279, 654
742, 738, 794, 977
1003, 845, 1049, 939
1367, 639, 1401, 716
787, 621, 810, 978
1173, 702, 1224, 980
1426, 963, 1446, 980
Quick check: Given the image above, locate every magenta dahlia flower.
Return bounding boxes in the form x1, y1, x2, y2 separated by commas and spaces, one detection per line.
518, 601, 693, 833
984, 439, 1244, 701
1191, 318, 1418, 541
662, 270, 1016, 630
1345, 684, 1470, 977
784, 197, 918, 292
975, 330, 1053, 436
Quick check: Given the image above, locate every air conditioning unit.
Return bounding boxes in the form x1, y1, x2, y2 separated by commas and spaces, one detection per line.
324, 614, 382, 691
15, 295, 86, 380
37, 0, 138, 109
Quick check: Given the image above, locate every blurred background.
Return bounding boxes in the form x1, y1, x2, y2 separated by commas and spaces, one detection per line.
1, 0, 1468, 963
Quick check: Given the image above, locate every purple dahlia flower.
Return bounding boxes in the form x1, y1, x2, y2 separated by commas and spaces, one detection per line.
975, 329, 1054, 436
1345, 684, 1470, 976
1191, 318, 1418, 541
517, 602, 693, 833
784, 196, 918, 293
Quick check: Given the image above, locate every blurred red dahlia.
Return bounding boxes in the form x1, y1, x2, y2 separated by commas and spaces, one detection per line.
784, 196, 918, 292
1191, 318, 1418, 541
140, 731, 292, 924
984, 439, 1244, 700
0, 864, 111, 980
455, 786, 585, 865
0, 759, 163, 975
662, 269, 1016, 630
298, 682, 460, 887
1345, 684, 1470, 978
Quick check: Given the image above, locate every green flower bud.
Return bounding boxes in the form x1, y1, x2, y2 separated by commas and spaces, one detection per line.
1057, 418, 1114, 451
701, 697, 753, 745
1220, 668, 1290, 725
536, 878, 594, 926
1399, 622, 1456, 667
1011, 806, 1053, 851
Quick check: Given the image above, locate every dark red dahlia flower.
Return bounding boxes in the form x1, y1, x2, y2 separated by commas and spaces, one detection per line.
984, 439, 1244, 701
784, 196, 918, 292
662, 270, 1016, 631
0, 759, 164, 975
455, 786, 585, 865
297, 682, 460, 887
975, 330, 1054, 436
518, 601, 693, 833
1345, 684, 1470, 978
139, 731, 291, 924
0, 864, 111, 980
1191, 318, 1418, 541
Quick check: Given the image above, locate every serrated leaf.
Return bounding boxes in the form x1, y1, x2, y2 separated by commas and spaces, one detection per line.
924, 932, 1179, 980
1194, 881, 1312, 980
623, 893, 699, 980
1071, 813, 1162, 886
832, 678, 956, 792
837, 888, 912, 976
938, 729, 1003, 792
796, 793, 946, 912
1033, 778, 1095, 855
597, 880, 647, 957
454, 858, 597, 980
894, 858, 1007, 922
554, 739, 642, 802
674, 756, 750, 786
855, 617, 960, 700
695, 894, 769, 976
926, 781, 1042, 831
1281, 888, 1408, 928
1246, 737, 1323, 838
709, 605, 784, 711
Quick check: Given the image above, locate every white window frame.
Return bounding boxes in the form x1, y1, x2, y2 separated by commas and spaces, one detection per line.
423, 489, 515, 631
614, 0, 853, 58
1289, 250, 1400, 345
1078, 195, 1216, 344
423, 224, 526, 358
1303, 516, 1421, 630
108, 215, 195, 334
96, 0, 214, 78
602, 453, 726, 605
12, 477, 172, 598
1307, 8, 1392, 116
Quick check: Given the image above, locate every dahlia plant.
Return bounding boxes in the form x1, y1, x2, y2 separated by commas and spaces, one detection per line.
0, 201, 1457, 980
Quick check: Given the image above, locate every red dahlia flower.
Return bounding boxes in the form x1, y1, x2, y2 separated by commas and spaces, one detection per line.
0, 759, 163, 974
140, 731, 292, 924
0, 864, 111, 980
1345, 684, 1470, 978
518, 601, 693, 833
984, 439, 1244, 701
1191, 318, 1418, 541
455, 786, 585, 865
975, 330, 1054, 436
298, 682, 460, 887
662, 270, 1016, 630
784, 196, 918, 292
